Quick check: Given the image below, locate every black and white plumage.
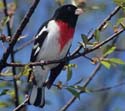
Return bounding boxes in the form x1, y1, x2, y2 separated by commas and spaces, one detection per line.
28, 4, 82, 107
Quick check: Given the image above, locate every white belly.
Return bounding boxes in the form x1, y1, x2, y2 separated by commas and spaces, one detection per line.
37, 20, 71, 62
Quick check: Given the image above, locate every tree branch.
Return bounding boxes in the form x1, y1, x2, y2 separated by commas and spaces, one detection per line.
86, 28, 125, 53
71, 6, 121, 56
13, 97, 29, 111
3, 0, 19, 106
5, 27, 125, 68
90, 81, 125, 93
59, 63, 101, 111
14, 38, 35, 53
0, 0, 40, 72
9, 6, 121, 59
115, 48, 125, 51
59, 24, 125, 111
0, 4, 124, 111
13, 64, 101, 111
88, 6, 121, 40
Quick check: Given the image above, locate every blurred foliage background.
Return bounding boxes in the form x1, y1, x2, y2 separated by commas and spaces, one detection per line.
0, 0, 125, 111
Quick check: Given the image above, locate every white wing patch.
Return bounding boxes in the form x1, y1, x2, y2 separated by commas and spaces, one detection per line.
34, 46, 40, 56
36, 26, 47, 39
33, 25, 48, 57
33, 43, 39, 49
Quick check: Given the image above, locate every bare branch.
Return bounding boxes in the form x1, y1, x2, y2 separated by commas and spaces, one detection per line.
3, 0, 19, 106
14, 38, 35, 53
71, 6, 121, 56
13, 97, 29, 111
0, 0, 40, 72
3, 0, 12, 37
59, 63, 101, 111
59, 26, 125, 111
88, 6, 121, 40
4, 27, 125, 68
86, 28, 125, 53
115, 48, 125, 51
90, 81, 125, 93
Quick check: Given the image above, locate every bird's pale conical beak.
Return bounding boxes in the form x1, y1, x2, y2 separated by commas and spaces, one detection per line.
75, 8, 83, 15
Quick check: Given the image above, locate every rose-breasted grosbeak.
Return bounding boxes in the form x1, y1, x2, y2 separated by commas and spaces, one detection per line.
28, 4, 82, 107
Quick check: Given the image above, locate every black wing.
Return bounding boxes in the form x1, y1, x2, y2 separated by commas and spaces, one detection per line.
46, 48, 71, 89
28, 21, 49, 82
46, 62, 66, 89
30, 21, 49, 62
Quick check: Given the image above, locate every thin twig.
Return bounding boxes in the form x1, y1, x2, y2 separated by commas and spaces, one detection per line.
5, 28, 125, 67
115, 48, 125, 51
86, 28, 125, 53
59, 63, 101, 111
3, 0, 19, 106
0, 0, 40, 72
14, 38, 35, 53
59, 29, 125, 111
90, 81, 125, 93
13, 63, 101, 111
13, 98, 29, 111
59, 22, 124, 111
2, 0, 11, 36
1, 1, 40, 109
71, 6, 121, 56
8, 5, 124, 111
88, 6, 121, 40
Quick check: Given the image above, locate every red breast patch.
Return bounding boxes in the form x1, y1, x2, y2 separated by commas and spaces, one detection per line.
56, 20, 75, 52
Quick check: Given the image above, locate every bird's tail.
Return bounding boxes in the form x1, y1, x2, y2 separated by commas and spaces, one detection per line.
29, 85, 45, 107
29, 66, 48, 107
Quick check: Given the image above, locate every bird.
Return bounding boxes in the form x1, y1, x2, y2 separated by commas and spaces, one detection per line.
28, 4, 82, 107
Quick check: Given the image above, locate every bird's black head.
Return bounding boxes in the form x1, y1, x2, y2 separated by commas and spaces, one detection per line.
53, 4, 81, 28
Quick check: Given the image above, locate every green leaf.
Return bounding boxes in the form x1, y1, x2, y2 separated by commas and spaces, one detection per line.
0, 81, 8, 87
0, 102, 9, 108
101, 61, 111, 69
0, 89, 9, 96
66, 87, 80, 99
22, 65, 31, 76
7, 90, 15, 98
103, 46, 116, 56
81, 34, 88, 44
114, 0, 125, 9
114, 0, 125, 4
79, 42, 86, 49
80, 34, 94, 48
66, 64, 77, 81
66, 65, 72, 81
103, 45, 111, 54
84, 88, 91, 93
116, 17, 125, 27
68, 64, 77, 68
76, 85, 85, 92
0, 16, 10, 32
1, 16, 10, 26
94, 29, 100, 42
109, 58, 125, 65
116, 17, 125, 25
0, 1, 4, 9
